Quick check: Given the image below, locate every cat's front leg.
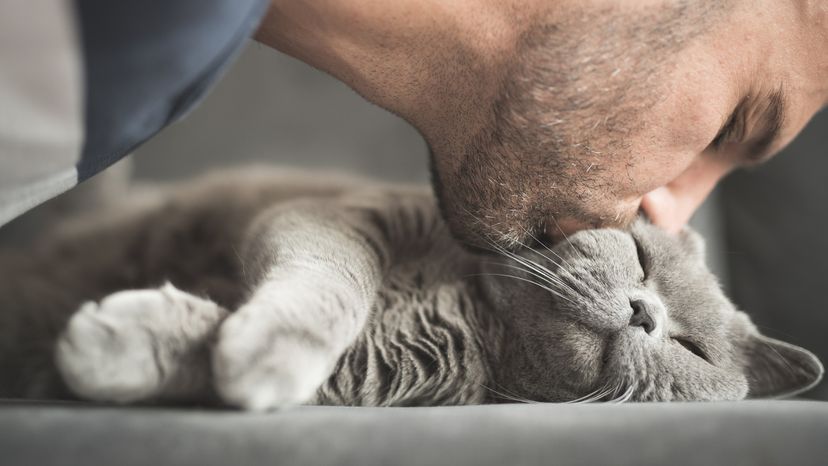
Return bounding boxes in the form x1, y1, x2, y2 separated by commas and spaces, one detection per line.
212, 200, 394, 411
55, 283, 228, 404
212, 271, 366, 410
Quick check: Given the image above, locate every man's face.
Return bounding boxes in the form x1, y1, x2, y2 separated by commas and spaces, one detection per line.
430, 0, 828, 249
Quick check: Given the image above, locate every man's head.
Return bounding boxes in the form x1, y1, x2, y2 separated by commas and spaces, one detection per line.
420, 0, 828, 248
259, 0, 827, 249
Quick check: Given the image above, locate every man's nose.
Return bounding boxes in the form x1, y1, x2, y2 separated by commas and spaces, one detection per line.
640, 155, 731, 233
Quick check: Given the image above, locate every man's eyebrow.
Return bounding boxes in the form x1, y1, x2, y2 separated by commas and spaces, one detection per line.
745, 88, 787, 164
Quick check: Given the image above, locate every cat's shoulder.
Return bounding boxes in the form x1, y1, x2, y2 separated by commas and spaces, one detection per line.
166, 166, 434, 206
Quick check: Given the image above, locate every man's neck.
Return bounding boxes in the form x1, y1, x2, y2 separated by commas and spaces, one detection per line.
254, 0, 518, 144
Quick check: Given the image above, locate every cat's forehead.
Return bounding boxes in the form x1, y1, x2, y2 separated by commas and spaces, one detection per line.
552, 219, 693, 256
559, 220, 706, 272
546, 221, 736, 323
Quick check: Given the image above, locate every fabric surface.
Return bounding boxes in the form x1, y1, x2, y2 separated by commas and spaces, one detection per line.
74, 0, 268, 182
1, 401, 825, 466
0, 0, 268, 227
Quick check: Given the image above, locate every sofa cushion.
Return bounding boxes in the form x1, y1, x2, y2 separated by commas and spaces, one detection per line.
1, 400, 825, 466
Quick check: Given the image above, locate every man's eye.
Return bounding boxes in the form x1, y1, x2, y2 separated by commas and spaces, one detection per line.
711, 114, 737, 150
711, 128, 729, 149
710, 103, 749, 151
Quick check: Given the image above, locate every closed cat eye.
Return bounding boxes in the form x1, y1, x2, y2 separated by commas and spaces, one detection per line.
675, 337, 709, 363
633, 237, 649, 280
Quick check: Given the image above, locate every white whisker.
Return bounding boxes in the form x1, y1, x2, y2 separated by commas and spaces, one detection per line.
510, 232, 583, 289
564, 385, 609, 404
521, 227, 574, 270
609, 383, 637, 403
565, 384, 618, 404
484, 238, 580, 297
517, 253, 580, 296
468, 273, 577, 305
499, 249, 581, 298
479, 383, 539, 404
481, 261, 574, 296
547, 214, 586, 261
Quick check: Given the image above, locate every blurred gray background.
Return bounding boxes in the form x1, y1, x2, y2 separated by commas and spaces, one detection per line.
134, 42, 828, 399
134, 44, 428, 183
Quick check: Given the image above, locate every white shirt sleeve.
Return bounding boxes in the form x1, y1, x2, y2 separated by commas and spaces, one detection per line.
0, 1, 84, 227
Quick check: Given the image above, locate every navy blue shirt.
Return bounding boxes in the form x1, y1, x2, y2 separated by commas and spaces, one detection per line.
0, 0, 268, 225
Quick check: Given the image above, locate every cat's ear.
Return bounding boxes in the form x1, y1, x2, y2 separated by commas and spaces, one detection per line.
678, 227, 706, 264
742, 335, 823, 399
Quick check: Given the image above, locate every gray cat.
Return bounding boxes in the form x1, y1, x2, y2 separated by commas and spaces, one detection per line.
0, 168, 822, 410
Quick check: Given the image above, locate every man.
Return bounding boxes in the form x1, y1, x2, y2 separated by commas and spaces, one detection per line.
2, 0, 826, 249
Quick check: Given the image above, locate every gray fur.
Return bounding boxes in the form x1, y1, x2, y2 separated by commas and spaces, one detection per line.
0, 168, 821, 409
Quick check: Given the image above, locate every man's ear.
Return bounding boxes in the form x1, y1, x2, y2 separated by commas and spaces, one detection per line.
743, 335, 824, 399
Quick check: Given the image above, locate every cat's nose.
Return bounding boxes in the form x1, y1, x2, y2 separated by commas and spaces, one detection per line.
629, 299, 657, 334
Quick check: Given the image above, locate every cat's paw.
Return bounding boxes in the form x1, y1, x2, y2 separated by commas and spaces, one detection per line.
212, 310, 332, 411
55, 284, 224, 403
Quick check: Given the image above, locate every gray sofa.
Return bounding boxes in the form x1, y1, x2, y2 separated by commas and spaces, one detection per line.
3, 401, 827, 466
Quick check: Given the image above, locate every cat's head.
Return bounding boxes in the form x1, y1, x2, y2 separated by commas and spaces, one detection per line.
480, 219, 823, 402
